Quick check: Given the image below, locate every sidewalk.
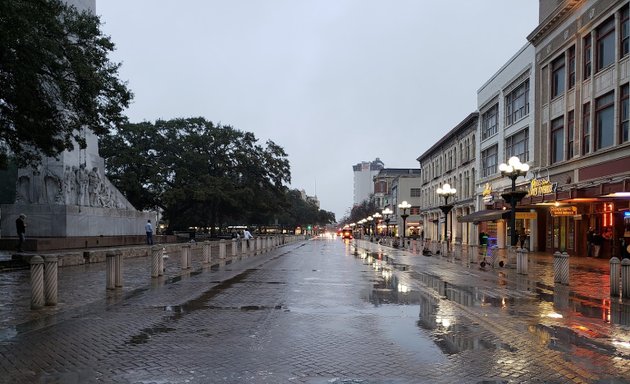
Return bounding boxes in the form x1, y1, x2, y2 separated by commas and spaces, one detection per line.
353, 239, 630, 360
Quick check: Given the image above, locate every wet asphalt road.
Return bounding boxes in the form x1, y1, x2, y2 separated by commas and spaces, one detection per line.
0, 238, 629, 383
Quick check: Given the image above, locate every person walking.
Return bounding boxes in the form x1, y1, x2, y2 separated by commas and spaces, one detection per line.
15, 214, 26, 252
243, 228, 254, 249
592, 230, 603, 258
145, 220, 154, 245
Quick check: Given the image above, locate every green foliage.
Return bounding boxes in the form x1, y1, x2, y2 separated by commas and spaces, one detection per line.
101, 117, 303, 232
0, 0, 132, 168
340, 196, 378, 225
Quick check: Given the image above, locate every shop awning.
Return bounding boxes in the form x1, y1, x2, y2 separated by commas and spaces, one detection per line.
458, 210, 509, 223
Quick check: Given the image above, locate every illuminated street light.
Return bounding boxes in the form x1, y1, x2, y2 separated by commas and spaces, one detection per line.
372, 212, 382, 237
382, 207, 393, 236
499, 156, 529, 247
437, 183, 456, 254
398, 200, 411, 248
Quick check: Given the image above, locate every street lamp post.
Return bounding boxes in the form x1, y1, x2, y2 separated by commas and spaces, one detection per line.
382, 207, 393, 237
499, 156, 530, 247
372, 212, 382, 237
398, 201, 411, 248
366, 216, 373, 240
437, 183, 457, 254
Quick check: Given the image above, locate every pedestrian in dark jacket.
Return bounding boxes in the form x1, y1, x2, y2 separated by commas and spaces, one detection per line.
15, 214, 26, 252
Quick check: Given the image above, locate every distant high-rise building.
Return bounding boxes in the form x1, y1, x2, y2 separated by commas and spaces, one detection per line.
352, 158, 384, 205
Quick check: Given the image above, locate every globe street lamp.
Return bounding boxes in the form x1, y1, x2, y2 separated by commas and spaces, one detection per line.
499, 156, 530, 247
382, 207, 393, 236
437, 183, 457, 254
398, 200, 412, 248
372, 212, 382, 237
366, 216, 373, 239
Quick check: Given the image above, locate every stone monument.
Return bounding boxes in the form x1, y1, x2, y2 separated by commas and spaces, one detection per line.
0, 0, 154, 238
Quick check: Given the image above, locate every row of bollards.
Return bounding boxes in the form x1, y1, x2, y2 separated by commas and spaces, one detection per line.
29, 235, 303, 310
610, 258, 630, 298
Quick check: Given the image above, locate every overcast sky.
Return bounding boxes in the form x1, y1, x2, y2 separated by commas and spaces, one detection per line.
96, 0, 539, 221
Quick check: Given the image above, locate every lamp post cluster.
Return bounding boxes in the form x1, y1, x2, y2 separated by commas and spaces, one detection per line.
499, 156, 529, 247
437, 183, 456, 253
398, 200, 411, 248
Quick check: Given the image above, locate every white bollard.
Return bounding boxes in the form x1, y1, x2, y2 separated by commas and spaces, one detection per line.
231, 239, 237, 257
219, 239, 226, 259
553, 251, 562, 283
29, 256, 45, 309
203, 241, 211, 264
114, 251, 123, 288
151, 245, 162, 277
44, 255, 58, 306
241, 238, 248, 257
621, 258, 630, 299
106, 252, 117, 290
181, 244, 191, 270
610, 257, 621, 297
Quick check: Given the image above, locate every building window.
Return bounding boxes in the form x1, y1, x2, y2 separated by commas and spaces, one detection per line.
567, 110, 574, 159
551, 54, 565, 98
551, 116, 564, 164
568, 46, 576, 89
410, 188, 421, 197
596, 17, 615, 71
583, 35, 592, 79
505, 128, 529, 162
481, 104, 498, 140
621, 83, 629, 143
583, 102, 591, 155
505, 79, 529, 125
481, 145, 498, 178
595, 92, 614, 150
622, 5, 629, 58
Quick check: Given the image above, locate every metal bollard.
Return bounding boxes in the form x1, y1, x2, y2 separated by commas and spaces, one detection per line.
114, 251, 123, 288
181, 244, 191, 270
554, 252, 569, 284
621, 258, 630, 299
553, 251, 562, 283
517, 248, 529, 275
106, 252, 117, 290
44, 255, 58, 306
219, 239, 226, 259
203, 241, 210, 264
29, 256, 45, 309
151, 245, 162, 278
610, 257, 621, 297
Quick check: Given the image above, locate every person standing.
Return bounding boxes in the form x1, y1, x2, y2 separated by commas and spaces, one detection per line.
15, 214, 26, 252
587, 227, 595, 257
145, 219, 153, 245
243, 228, 254, 249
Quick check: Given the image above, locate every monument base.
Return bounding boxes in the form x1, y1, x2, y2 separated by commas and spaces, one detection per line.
0, 234, 175, 252
1, 204, 155, 237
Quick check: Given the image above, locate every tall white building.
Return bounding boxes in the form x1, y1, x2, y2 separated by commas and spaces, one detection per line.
352, 158, 384, 205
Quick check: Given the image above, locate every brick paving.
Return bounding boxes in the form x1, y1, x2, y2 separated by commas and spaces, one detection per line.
0, 238, 628, 383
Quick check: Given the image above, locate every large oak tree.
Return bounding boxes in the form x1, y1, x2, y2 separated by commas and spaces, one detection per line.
0, 0, 132, 168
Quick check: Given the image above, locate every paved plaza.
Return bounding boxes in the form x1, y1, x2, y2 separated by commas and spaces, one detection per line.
0, 238, 629, 383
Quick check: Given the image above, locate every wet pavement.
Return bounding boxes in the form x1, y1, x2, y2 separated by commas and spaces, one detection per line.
0, 238, 629, 383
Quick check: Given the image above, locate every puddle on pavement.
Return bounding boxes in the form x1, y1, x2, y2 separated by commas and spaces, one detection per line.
354, 247, 630, 360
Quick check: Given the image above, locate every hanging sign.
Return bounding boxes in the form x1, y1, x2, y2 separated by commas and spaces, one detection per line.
482, 183, 494, 204
529, 178, 557, 197
550, 206, 577, 216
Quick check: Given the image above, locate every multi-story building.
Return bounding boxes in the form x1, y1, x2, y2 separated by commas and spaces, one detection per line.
462, 43, 537, 249
526, 0, 629, 257
352, 158, 384, 206
417, 113, 478, 245
373, 169, 422, 237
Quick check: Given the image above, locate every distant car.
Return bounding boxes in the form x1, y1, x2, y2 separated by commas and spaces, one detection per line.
341, 229, 353, 240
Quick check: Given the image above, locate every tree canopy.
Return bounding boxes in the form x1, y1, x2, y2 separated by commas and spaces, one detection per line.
100, 117, 335, 232
0, 0, 132, 168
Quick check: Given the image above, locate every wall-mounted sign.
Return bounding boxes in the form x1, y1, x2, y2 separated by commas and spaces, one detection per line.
516, 212, 537, 220
550, 206, 577, 216
529, 178, 557, 197
482, 183, 493, 204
